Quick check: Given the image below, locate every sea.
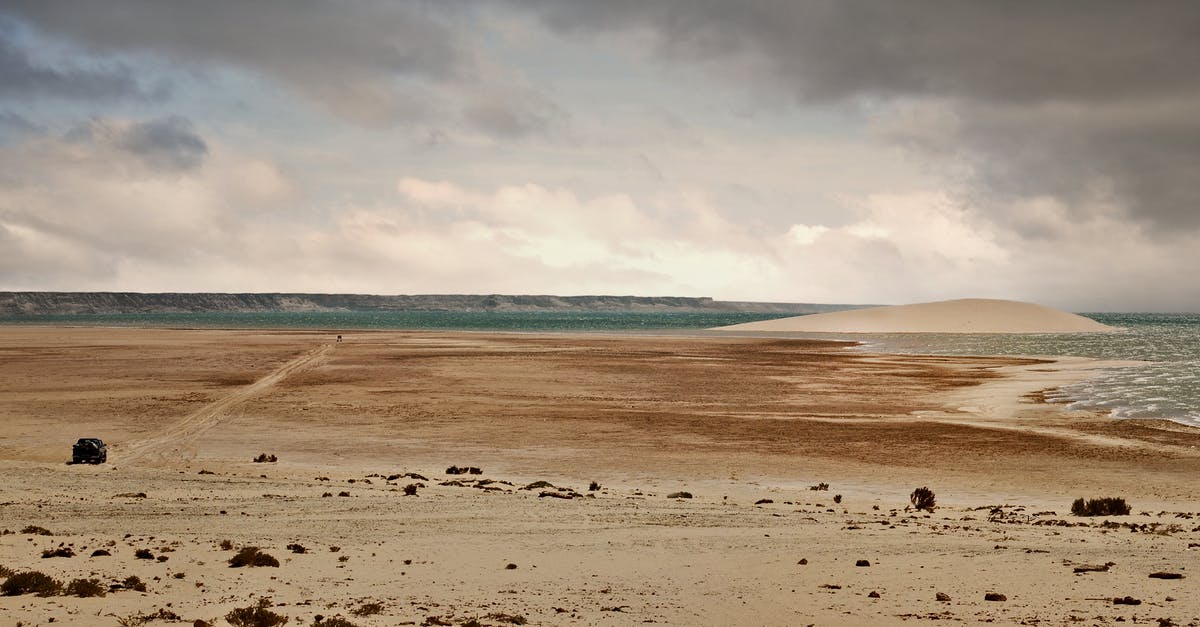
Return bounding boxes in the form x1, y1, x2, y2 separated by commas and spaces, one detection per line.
2, 310, 1197, 428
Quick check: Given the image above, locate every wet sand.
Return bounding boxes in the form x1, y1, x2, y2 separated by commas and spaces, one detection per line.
2, 327, 1199, 625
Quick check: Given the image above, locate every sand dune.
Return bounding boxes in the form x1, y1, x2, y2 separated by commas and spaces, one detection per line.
714, 298, 1117, 333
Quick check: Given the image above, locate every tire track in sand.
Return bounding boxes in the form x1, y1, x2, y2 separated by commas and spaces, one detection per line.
119, 342, 334, 464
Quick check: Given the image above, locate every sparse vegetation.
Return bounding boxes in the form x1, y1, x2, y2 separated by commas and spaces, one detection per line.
219, 539, 234, 550
487, 613, 528, 625
1072, 497, 1131, 516
229, 546, 280, 568
20, 525, 53, 536
809, 483, 829, 491
226, 598, 288, 627
666, 491, 693, 499
910, 487, 937, 511
122, 575, 148, 592
312, 617, 358, 627
351, 601, 384, 616
287, 543, 307, 554
833, 494, 843, 504
253, 453, 278, 463
588, 481, 601, 491
65, 577, 106, 597
403, 483, 419, 496
134, 548, 154, 559
1, 571, 63, 596
41, 546, 74, 558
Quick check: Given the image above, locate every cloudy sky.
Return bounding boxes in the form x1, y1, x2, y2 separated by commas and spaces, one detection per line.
2, 1, 1198, 311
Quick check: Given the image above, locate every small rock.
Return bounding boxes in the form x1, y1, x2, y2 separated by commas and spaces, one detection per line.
855, 559, 871, 567
1149, 571, 1185, 579
667, 491, 693, 499
936, 592, 951, 602
984, 592, 1007, 602
505, 563, 518, 570
868, 591, 881, 598
1113, 596, 1141, 605
798, 558, 808, 565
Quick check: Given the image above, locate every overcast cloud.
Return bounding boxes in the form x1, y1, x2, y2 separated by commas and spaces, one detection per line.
1, 1, 1198, 311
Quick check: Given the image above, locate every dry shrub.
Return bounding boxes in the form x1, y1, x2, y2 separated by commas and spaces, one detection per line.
312, 617, 358, 627
134, 548, 154, 559
41, 546, 74, 558
910, 487, 936, 511
122, 575, 148, 592
809, 483, 829, 491
351, 601, 384, 616
226, 598, 288, 627
229, 546, 280, 568
65, 577, 106, 597
487, 613, 528, 624
1071, 497, 1131, 516
588, 481, 601, 491
287, 543, 307, 554
219, 539, 234, 550
253, 453, 278, 463
1, 571, 63, 596
666, 491, 692, 499
21, 525, 53, 536
402, 484, 419, 496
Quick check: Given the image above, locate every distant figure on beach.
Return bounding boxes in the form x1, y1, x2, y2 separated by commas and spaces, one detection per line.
336, 335, 342, 343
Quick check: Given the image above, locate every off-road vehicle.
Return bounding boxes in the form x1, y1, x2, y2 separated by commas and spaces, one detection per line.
72, 438, 107, 464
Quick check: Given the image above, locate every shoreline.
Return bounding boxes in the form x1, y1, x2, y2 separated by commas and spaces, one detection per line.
4, 326, 1200, 625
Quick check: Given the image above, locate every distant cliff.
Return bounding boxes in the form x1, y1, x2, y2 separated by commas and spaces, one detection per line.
0, 292, 857, 315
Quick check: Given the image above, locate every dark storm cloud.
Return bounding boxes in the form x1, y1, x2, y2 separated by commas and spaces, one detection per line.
0, 0, 554, 132
520, 0, 1200, 230
0, 25, 155, 102
66, 116, 208, 171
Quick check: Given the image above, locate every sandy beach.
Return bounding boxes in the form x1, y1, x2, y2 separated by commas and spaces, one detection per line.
2, 326, 1200, 626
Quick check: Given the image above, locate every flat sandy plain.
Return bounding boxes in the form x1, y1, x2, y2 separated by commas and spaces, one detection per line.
2, 326, 1199, 626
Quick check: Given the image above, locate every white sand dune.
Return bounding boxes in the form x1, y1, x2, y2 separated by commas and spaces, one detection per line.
714, 298, 1116, 333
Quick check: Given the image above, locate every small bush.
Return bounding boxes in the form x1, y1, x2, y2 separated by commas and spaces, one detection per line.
20, 525, 53, 536
1, 571, 63, 596
287, 543, 307, 554
910, 487, 936, 511
229, 547, 280, 568
588, 481, 601, 491
219, 539, 234, 550
1071, 497, 1131, 516
351, 601, 384, 616
134, 548, 154, 559
666, 491, 692, 499
91, 549, 111, 557
226, 598, 288, 627
122, 575, 148, 592
312, 617, 358, 627
833, 494, 843, 504
487, 613, 528, 625
0, 565, 13, 577
253, 453, 278, 463
65, 578, 106, 597
41, 546, 74, 558
809, 483, 829, 491
402, 484, 419, 496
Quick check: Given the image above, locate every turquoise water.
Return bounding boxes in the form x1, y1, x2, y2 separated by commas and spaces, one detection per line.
843, 313, 1200, 427
3, 310, 1197, 427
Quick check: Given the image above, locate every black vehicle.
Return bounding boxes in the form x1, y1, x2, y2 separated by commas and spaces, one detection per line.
72, 438, 107, 464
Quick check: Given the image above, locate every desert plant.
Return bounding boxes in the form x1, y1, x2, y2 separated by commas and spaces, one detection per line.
833, 494, 843, 504
287, 543, 307, 554
253, 453, 278, 463
487, 613, 528, 625
41, 546, 74, 558
1071, 497, 1131, 516
666, 491, 693, 499
402, 484, 419, 496
65, 577, 106, 597
350, 601, 384, 616
219, 539, 234, 550
1, 571, 62, 596
228, 546, 280, 568
0, 565, 13, 577
588, 481, 601, 491
134, 548, 154, 559
122, 575, 147, 592
20, 525, 53, 536
312, 617, 358, 627
910, 487, 936, 511
226, 598, 288, 627
809, 483, 829, 491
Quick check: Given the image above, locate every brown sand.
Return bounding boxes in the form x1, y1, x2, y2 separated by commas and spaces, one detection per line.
715, 298, 1117, 333
2, 326, 1199, 626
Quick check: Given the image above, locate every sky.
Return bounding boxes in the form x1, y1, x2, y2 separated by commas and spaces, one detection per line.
1, 1, 1199, 312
